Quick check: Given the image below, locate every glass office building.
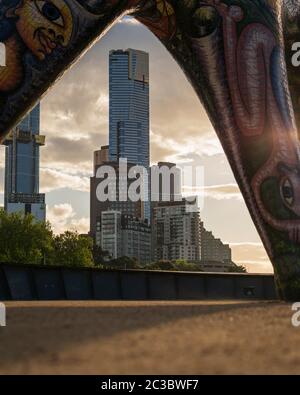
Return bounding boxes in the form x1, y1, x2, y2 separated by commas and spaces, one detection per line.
109, 49, 150, 220
109, 49, 149, 167
3, 103, 46, 221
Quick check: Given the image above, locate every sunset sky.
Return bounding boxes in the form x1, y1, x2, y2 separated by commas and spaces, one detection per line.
0, 17, 272, 273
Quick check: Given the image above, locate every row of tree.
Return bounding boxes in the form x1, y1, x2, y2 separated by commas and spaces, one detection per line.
0, 210, 94, 266
0, 210, 247, 272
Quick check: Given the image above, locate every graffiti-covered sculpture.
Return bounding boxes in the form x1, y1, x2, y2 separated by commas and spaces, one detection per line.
0, 0, 300, 299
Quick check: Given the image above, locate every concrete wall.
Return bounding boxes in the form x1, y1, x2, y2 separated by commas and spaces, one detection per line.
0, 264, 277, 301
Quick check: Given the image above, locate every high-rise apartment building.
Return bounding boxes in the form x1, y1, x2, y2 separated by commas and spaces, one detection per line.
200, 222, 232, 265
152, 199, 201, 263
109, 49, 149, 168
90, 145, 144, 238
100, 211, 122, 260
151, 162, 182, 203
121, 214, 151, 264
98, 211, 151, 264
94, 145, 109, 168
2, 104, 46, 221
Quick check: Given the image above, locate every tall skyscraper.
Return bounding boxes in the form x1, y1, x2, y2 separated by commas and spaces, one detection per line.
2, 103, 46, 221
109, 49, 150, 221
109, 49, 150, 168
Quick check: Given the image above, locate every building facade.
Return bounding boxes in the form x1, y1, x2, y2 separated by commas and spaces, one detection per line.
99, 211, 122, 260
200, 222, 232, 265
94, 145, 109, 169
152, 199, 201, 263
150, 162, 182, 203
109, 49, 150, 221
97, 211, 151, 265
121, 214, 151, 264
90, 147, 144, 238
2, 103, 46, 221
109, 49, 149, 168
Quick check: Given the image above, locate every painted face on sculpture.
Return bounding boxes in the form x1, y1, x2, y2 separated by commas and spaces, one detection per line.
14, 0, 73, 60
76, 0, 122, 14
190, 5, 221, 37
279, 164, 300, 216
0, 0, 73, 93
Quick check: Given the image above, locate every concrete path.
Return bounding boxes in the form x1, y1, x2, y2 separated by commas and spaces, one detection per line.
0, 301, 299, 374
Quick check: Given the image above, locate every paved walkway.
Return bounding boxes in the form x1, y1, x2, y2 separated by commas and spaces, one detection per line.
0, 301, 299, 374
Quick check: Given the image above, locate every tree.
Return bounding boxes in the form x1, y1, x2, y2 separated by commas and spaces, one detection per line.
92, 244, 110, 266
145, 260, 176, 271
50, 231, 94, 268
106, 256, 140, 270
145, 260, 203, 272
173, 260, 203, 272
0, 210, 53, 265
228, 263, 247, 273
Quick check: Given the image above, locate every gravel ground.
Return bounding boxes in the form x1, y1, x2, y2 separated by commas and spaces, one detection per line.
0, 300, 299, 375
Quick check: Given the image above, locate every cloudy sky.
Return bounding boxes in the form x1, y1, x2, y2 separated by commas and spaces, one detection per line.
0, 17, 272, 273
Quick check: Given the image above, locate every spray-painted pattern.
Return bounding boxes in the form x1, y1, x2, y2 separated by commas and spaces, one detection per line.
0, 0, 300, 299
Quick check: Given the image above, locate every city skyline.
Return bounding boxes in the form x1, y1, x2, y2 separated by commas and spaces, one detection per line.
0, 17, 272, 273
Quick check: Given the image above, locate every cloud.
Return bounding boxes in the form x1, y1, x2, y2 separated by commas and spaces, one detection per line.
49, 203, 74, 219
41, 168, 90, 193
47, 203, 75, 234
42, 76, 109, 140
230, 242, 273, 273
70, 217, 90, 235
41, 135, 95, 170
47, 203, 89, 235
184, 183, 243, 201
118, 17, 140, 25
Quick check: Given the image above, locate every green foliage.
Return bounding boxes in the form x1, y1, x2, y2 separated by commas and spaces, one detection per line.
173, 260, 203, 272
145, 260, 203, 272
267, 223, 300, 258
49, 231, 94, 268
228, 264, 247, 273
0, 209, 53, 265
105, 256, 140, 270
0, 210, 95, 268
92, 244, 110, 267
146, 260, 176, 271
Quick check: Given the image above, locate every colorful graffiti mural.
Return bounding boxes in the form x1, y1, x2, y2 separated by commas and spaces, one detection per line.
0, 0, 300, 299
0, 0, 73, 91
